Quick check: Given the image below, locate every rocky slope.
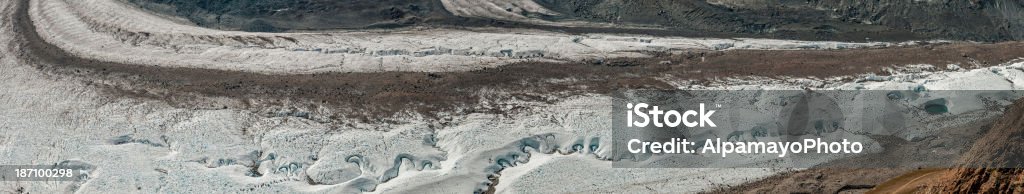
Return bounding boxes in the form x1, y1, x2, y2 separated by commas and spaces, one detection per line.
541, 0, 1024, 41
832, 94, 1024, 193
929, 98, 1024, 192
124, 0, 454, 31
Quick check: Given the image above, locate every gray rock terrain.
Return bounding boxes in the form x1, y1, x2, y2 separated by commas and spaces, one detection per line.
129, 0, 1024, 41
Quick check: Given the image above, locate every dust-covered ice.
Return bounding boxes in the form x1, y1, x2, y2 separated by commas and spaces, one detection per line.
3, 0, 1024, 193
